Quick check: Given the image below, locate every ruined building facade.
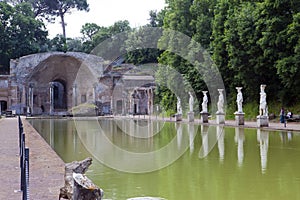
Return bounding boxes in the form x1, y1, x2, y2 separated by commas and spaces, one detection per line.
0, 52, 155, 116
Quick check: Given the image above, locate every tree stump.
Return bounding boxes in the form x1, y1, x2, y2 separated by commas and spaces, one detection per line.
73, 173, 103, 200
59, 157, 103, 200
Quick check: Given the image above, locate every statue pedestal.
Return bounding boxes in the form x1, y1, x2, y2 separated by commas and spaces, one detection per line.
234, 112, 245, 125
200, 112, 209, 123
175, 114, 182, 122
216, 112, 225, 124
187, 112, 194, 122
257, 115, 269, 127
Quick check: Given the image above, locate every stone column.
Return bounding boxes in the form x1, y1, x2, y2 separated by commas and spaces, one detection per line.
21, 85, 26, 108
110, 95, 114, 115
122, 92, 126, 115
150, 88, 154, 115
27, 83, 34, 116
136, 99, 140, 114
129, 94, 134, 114
147, 89, 151, 115
49, 82, 54, 115
93, 83, 97, 102
72, 83, 77, 107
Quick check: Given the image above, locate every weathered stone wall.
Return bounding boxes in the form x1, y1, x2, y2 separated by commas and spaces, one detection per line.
0, 52, 155, 115
8, 52, 107, 114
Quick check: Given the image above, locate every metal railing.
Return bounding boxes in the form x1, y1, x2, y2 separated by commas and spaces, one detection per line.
18, 116, 30, 200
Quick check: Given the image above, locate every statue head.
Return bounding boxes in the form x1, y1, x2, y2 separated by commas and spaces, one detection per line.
260, 84, 266, 92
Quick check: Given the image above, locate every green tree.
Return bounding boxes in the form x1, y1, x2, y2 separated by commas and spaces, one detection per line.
253, 0, 292, 101
0, 2, 48, 73
157, 0, 194, 113
275, 9, 300, 104
190, 0, 216, 49
34, 0, 89, 38
80, 23, 100, 41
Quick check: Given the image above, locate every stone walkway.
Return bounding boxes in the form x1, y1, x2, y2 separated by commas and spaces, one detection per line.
0, 117, 65, 200
0, 118, 22, 200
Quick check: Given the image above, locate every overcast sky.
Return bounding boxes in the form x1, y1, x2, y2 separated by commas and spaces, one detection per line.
46, 0, 166, 38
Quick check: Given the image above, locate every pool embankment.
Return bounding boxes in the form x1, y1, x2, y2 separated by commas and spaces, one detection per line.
22, 118, 65, 200
0, 117, 65, 200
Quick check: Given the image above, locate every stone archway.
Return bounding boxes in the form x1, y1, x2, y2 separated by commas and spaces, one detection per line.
9, 52, 106, 115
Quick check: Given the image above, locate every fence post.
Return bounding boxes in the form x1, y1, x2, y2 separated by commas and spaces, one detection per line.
23, 148, 30, 200
20, 133, 25, 191
18, 116, 23, 156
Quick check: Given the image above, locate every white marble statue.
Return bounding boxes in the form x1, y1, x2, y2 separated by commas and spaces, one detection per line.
236, 87, 243, 113
177, 96, 182, 115
259, 85, 267, 116
201, 91, 208, 113
217, 89, 224, 113
189, 92, 194, 112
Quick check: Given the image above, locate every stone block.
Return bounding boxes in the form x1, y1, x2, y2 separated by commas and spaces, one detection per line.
216, 113, 225, 124
187, 112, 194, 122
257, 115, 269, 127
175, 114, 182, 121
200, 112, 209, 123
235, 112, 245, 125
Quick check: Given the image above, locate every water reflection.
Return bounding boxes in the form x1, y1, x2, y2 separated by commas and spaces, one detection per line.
175, 123, 183, 149
234, 128, 245, 167
29, 119, 300, 200
280, 131, 293, 143
257, 129, 269, 173
188, 124, 195, 154
217, 126, 225, 162
73, 119, 192, 173
200, 125, 209, 157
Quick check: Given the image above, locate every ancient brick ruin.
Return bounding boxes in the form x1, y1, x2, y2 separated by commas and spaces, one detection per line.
0, 52, 155, 116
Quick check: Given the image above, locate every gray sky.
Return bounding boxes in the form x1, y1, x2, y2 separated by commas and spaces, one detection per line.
46, 0, 166, 38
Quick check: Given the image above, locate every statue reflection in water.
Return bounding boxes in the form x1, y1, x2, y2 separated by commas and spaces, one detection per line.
188, 124, 195, 154
200, 125, 209, 158
217, 126, 225, 162
175, 123, 183, 149
235, 127, 245, 167
257, 129, 269, 173
199, 125, 224, 160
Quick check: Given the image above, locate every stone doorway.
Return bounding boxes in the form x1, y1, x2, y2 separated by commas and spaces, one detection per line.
0, 100, 7, 114
52, 80, 67, 110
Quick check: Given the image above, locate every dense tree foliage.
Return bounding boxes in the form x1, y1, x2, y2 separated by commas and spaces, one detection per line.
0, 1, 48, 73
155, 0, 300, 112
1, 0, 300, 111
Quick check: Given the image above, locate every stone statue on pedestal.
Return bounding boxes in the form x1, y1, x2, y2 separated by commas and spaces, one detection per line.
201, 91, 208, 113
259, 85, 267, 116
189, 92, 194, 112
236, 87, 243, 113
217, 89, 224, 114
177, 96, 182, 115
